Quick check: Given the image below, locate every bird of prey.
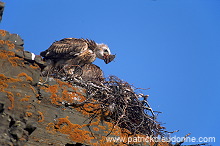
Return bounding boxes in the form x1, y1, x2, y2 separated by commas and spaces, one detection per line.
40, 38, 115, 76
81, 64, 104, 82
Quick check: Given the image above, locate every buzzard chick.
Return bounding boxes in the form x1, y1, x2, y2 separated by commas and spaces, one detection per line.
81, 64, 104, 82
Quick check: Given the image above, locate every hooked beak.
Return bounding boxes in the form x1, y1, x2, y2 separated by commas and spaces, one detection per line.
104, 54, 116, 64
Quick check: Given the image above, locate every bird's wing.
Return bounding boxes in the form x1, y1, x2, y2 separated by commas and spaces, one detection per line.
40, 38, 88, 59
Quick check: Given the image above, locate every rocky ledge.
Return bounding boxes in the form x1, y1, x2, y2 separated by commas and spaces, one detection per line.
0, 30, 174, 146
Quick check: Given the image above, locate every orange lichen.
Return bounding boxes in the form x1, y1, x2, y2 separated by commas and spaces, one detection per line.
20, 95, 31, 102
40, 81, 88, 107
93, 127, 99, 132
61, 89, 87, 104
0, 50, 15, 58
16, 92, 21, 97
48, 85, 58, 94
89, 118, 101, 126
75, 91, 87, 102
47, 116, 94, 144
0, 48, 25, 67
0, 74, 21, 110
30, 64, 39, 69
20, 98, 29, 102
11, 85, 16, 88
25, 112, 33, 117
57, 79, 71, 88
50, 94, 62, 105
17, 72, 33, 82
26, 105, 32, 110
46, 84, 87, 106
0, 74, 22, 82
39, 85, 59, 105
29, 84, 37, 94
0, 40, 15, 50
6, 91, 14, 110
98, 125, 106, 130
46, 123, 57, 134
8, 56, 23, 67
37, 111, 44, 122
57, 79, 87, 94
0, 30, 7, 36
76, 101, 101, 116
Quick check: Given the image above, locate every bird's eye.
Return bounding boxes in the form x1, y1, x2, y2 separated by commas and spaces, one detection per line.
104, 49, 108, 53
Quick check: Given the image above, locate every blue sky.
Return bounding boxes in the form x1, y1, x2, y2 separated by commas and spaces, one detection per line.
1, 0, 219, 145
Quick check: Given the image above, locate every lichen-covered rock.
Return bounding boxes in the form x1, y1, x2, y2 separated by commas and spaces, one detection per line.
0, 30, 40, 85
8, 34, 24, 46
0, 29, 173, 146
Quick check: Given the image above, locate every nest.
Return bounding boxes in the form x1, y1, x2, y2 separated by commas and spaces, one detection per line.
42, 65, 167, 137
65, 75, 166, 137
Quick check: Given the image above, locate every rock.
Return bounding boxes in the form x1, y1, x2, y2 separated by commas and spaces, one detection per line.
24, 123, 37, 135
34, 55, 46, 67
0, 103, 4, 113
23, 51, 33, 61
0, 30, 41, 85
0, 30, 10, 40
8, 34, 24, 46
0, 29, 172, 146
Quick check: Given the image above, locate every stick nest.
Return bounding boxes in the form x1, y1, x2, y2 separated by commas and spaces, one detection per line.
65, 75, 166, 137
41, 66, 167, 137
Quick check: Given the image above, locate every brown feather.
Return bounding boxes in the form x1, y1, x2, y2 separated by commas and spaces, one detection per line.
81, 64, 104, 82
40, 38, 113, 77
40, 38, 97, 60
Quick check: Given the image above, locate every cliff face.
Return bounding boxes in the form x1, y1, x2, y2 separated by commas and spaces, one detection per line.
0, 30, 173, 146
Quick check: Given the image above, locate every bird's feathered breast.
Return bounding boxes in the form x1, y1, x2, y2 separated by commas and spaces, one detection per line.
40, 38, 97, 60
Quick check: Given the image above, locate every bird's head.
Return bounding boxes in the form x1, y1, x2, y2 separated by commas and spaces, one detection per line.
95, 43, 115, 64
